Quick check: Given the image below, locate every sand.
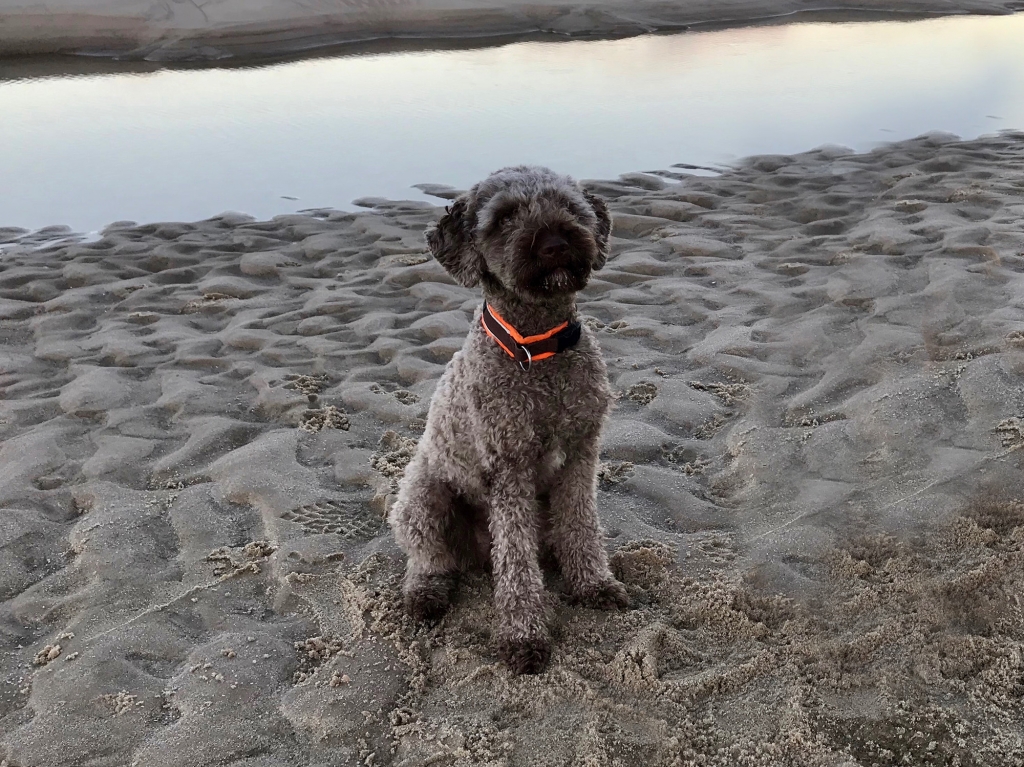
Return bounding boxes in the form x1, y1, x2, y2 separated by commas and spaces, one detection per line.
2, 0, 1024, 59
2, 131, 1024, 765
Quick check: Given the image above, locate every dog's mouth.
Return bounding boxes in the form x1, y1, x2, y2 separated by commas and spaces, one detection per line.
540, 267, 577, 293
528, 256, 592, 296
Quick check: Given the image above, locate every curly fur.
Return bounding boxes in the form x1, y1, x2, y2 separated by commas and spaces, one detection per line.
388, 166, 627, 675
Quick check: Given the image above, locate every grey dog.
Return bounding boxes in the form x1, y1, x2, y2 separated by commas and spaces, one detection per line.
387, 166, 629, 674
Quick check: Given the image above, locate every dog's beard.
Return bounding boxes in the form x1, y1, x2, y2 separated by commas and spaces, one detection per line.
526, 245, 593, 295
540, 267, 577, 293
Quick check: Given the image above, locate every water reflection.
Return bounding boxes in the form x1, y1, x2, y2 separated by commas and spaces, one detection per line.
1, 13, 1023, 231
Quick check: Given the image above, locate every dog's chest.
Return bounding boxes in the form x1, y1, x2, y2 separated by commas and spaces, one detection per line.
536, 405, 591, 486
532, 368, 602, 421
533, 376, 607, 461
541, 444, 568, 474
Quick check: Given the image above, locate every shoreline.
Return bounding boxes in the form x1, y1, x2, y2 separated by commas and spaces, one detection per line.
0, 8, 966, 80
1, 127, 1021, 245
1, 0, 1021, 61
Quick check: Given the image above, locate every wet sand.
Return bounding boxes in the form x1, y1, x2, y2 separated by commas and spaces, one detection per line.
2, 132, 1024, 764
2, 0, 1024, 59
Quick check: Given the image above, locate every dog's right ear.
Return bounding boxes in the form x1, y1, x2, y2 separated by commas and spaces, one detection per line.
426, 197, 482, 288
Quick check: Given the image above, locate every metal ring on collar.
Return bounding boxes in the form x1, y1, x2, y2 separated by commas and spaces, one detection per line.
517, 344, 532, 372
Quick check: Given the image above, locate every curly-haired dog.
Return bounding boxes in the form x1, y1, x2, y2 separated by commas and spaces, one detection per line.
387, 166, 628, 674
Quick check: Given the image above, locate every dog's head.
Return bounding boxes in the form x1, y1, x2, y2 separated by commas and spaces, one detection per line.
426, 166, 612, 300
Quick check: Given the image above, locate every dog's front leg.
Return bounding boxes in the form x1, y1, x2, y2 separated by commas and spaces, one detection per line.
488, 463, 550, 674
389, 454, 460, 622
549, 434, 629, 610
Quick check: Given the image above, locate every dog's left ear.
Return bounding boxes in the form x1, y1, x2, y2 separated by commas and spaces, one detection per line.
583, 189, 612, 269
426, 196, 483, 288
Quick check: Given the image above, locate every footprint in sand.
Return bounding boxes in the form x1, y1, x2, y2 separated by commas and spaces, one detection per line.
281, 499, 383, 539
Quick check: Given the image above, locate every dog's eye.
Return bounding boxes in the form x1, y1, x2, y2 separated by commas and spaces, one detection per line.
491, 205, 517, 229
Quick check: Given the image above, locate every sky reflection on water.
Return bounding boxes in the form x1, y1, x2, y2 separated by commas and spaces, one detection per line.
2, 13, 1024, 231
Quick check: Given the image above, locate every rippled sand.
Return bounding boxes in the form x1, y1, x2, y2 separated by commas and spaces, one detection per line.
2, 132, 1024, 765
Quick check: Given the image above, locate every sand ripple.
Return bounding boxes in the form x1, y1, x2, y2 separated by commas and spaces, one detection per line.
2, 133, 1024, 765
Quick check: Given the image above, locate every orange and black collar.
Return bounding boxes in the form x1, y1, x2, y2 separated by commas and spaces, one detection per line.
480, 303, 582, 371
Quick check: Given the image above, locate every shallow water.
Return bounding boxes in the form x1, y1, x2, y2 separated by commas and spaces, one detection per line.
2, 12, 1024, 232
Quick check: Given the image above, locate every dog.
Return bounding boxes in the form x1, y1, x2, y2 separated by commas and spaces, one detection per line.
387, 166, 628, 674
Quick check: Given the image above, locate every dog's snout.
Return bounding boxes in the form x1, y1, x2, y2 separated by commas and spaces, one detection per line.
535, 229, 569, 259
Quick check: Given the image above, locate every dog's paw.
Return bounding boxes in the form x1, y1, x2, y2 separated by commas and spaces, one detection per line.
404, 575, 455, 623
498, 636, 552, 675
571, 578, 630, 610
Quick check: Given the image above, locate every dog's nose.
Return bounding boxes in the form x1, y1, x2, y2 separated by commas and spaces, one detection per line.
535, 229, 569, 259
